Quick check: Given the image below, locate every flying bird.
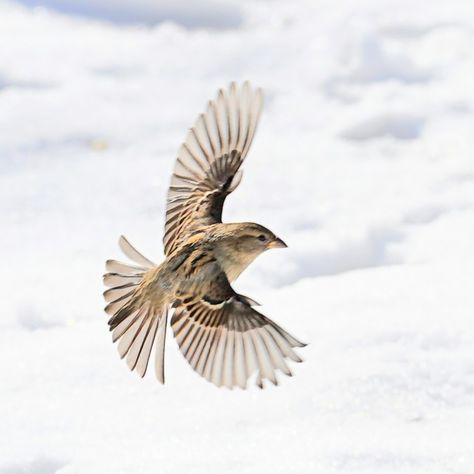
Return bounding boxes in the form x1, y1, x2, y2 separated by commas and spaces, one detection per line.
103, 82, 306, 389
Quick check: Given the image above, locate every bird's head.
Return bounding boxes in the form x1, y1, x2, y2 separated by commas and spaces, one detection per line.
217, 222, 287, 255
208, 222, 287, 282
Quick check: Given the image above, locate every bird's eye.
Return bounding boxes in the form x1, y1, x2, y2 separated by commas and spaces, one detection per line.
257, 234, 267, 242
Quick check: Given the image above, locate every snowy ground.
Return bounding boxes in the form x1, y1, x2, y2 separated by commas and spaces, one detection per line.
1, 0, 474, 472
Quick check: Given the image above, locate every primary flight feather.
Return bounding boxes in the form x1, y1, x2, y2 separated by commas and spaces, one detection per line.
103, 81, 306, 389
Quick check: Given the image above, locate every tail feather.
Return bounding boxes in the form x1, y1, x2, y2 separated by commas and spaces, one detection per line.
135, 313, 161, 377
118, 235, 155, 268
155, 310, 168, 383
111, 309, 140, 342
103, 236, 168, 383
103, 283, 137, 302
103, 273, 142, 287
104, 294, 135, 316
106, 259, 147, 274
117, 306, 149, 358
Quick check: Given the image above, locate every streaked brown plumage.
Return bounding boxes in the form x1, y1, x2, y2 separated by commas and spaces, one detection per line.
103, 82, 306, 389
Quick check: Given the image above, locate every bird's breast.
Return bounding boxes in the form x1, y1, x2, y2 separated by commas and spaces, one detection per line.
214, 249, 256, 283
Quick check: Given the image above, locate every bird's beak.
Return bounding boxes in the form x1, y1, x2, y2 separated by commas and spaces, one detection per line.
269, 237, 288, 249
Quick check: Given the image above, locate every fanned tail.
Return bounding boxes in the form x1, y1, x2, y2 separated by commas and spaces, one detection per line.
103, 236, 168, 382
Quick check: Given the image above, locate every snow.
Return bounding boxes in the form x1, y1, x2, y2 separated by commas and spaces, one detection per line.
14, 0, 243, 28
1, 0, 474, 472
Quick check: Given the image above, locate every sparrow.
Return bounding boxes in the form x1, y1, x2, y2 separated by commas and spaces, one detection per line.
103, 81, 306, 389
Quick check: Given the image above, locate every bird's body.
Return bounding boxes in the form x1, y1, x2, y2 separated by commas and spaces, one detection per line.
103, 82, 305, 389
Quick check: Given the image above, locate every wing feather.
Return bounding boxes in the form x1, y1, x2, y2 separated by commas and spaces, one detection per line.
170, 268, 305, 389
163, 82, 264, 255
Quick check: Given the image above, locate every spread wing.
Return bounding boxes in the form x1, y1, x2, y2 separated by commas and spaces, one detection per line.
170, 266, 306, 389
164, 81, 264, 256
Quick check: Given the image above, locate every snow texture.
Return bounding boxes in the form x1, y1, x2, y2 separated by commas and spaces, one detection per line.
1, 0, 474, 472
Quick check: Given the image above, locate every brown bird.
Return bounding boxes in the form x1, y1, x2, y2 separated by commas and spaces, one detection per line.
103, 81, 306, 389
